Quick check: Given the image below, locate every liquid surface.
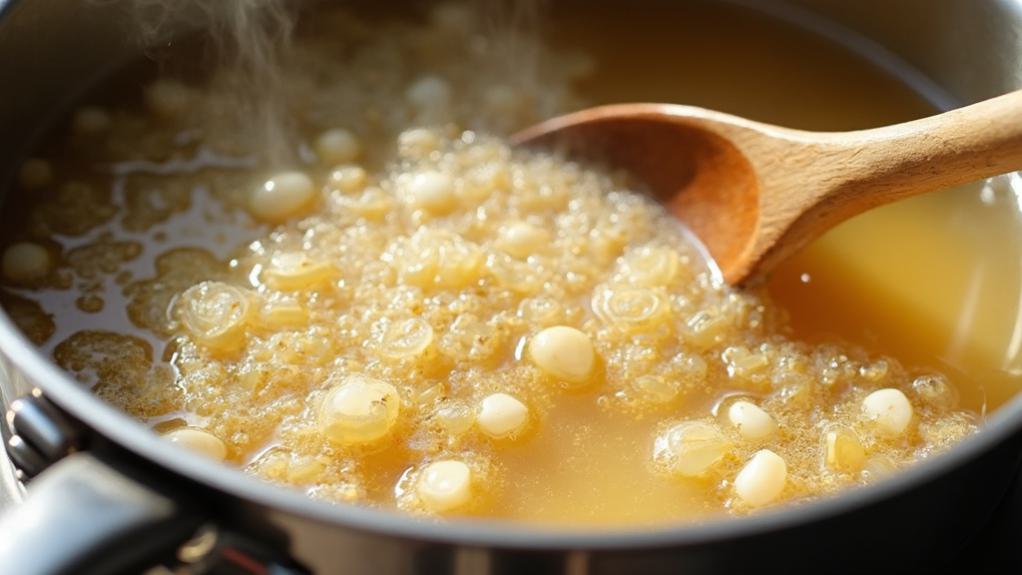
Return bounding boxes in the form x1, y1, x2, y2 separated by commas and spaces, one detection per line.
1, 1, 1016, 526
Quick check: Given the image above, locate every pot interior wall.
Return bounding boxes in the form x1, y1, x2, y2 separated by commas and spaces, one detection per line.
0, 1, 1020, 569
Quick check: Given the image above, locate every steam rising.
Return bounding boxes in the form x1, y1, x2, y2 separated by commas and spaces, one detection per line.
127, 0, 298, 164
114, 0, 567, 165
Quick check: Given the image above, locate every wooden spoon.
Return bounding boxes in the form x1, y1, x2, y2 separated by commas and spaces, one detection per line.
513, 90, 1022, 285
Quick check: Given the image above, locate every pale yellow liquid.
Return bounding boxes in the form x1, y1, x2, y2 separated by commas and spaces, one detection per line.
556, 0, 1022, 414
3, 1, 1018, 527
484, 1, 1022, 525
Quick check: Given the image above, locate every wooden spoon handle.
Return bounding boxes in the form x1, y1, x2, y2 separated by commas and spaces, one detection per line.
751, 90, 1022, 285
821, 89, 1022, 210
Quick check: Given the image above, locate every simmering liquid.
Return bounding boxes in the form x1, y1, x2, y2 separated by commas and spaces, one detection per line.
1, 1, 1018, 527
556, 0, 1022, 414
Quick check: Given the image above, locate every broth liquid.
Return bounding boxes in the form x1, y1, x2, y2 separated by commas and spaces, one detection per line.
3, 0, 1019, 526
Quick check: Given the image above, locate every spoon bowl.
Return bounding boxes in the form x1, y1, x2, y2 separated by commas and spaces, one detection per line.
514, 92, 1022, 284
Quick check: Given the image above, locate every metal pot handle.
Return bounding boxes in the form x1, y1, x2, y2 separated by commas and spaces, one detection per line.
0, 393, 309, 574
0, 452, 204, 575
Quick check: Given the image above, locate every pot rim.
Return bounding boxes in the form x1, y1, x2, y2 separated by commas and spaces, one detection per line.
5, 307, 1022, 550
2, 0, 1022, 553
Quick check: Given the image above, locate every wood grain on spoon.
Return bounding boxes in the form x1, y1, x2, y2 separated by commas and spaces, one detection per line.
513, 90, 1022, 285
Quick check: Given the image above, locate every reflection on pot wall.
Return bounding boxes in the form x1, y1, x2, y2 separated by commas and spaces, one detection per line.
785, 0, 1022, 101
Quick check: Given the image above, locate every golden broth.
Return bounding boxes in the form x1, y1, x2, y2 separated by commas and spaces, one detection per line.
474, 3, 1022, 523
1, 0, 1016, 527
554, 0, 1022, 414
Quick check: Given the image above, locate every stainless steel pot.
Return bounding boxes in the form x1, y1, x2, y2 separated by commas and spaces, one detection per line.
0, 1, 1021, 573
